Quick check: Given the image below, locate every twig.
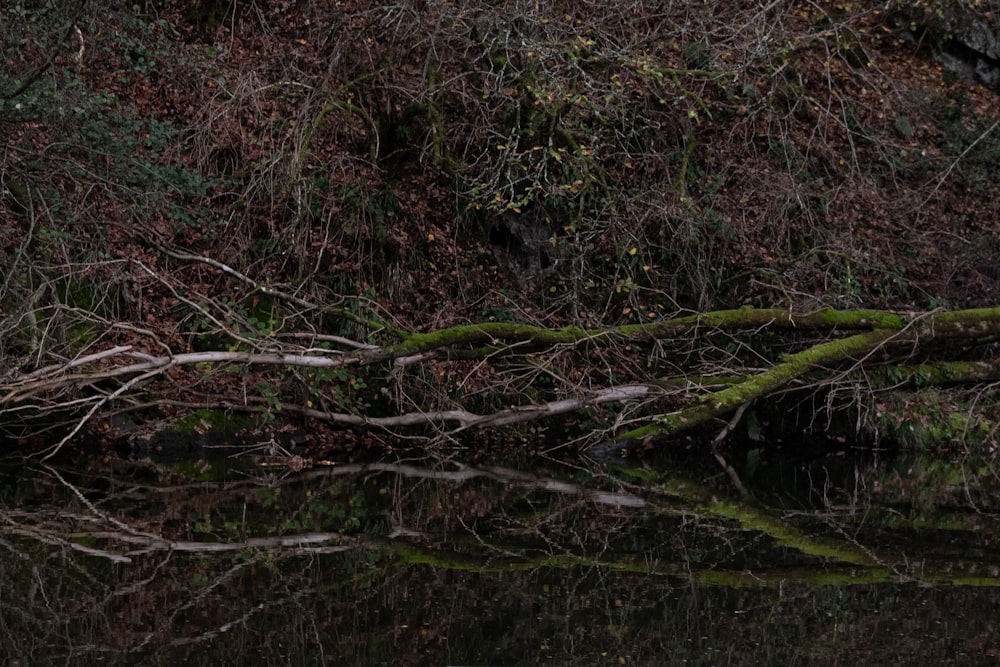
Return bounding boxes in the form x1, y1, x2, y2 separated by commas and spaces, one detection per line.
155, 242, 319, 310
712, 400, 752, 498
37, 365, 172, 461
919, 119, 1000, 210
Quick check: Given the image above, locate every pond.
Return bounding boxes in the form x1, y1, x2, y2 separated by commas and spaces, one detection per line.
2, 441, 1000, 665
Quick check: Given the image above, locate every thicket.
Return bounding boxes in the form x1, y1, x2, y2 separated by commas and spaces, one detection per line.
2, 1, 999, 456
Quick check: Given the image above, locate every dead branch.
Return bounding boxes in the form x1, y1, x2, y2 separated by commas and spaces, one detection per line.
3, 306, 1000, 456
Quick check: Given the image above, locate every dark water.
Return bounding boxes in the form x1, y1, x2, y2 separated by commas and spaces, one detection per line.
2, 444, 1000, 665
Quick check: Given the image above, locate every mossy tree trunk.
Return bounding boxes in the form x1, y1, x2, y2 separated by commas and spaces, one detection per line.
3, 273, 999, 460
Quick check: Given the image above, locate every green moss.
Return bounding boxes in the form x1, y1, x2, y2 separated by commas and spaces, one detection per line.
165, 409, 254, 434
65, 322, 97, 349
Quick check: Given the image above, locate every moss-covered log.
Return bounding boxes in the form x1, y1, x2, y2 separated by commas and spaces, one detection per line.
599, 329, 900, 450
3, 305, 1000, 459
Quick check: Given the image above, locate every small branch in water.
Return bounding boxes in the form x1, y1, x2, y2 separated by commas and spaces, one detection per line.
711, 401, 752, 498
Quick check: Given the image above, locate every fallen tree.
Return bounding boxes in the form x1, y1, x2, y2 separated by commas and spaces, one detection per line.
2, 255, 999, 460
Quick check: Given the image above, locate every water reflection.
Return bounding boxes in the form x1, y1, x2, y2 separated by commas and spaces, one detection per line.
2, 446, 1000, 665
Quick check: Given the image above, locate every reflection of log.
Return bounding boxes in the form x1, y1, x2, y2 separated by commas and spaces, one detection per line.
10, 457, 1000, 590
2, 509, 361, 563
0, 514, 916, 587
301, 461, 647, 508
640, 469, 888, 568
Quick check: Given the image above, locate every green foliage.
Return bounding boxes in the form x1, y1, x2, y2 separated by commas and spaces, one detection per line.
3, 47, 217, 248
449, 8, 740, 313
301, 353, 371, 413
333, 184, 401, 270
877, 388, 997, 453
115, 13, 177, 75
253, 481, 380, 536
481, 307, 517, 323
167, 409, 254, 435
255, 380, 282, 422
894, 115, 914, 139
182, 294, 279, 352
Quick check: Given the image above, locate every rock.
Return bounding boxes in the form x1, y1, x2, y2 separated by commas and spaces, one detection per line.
894, 1, 1000, 92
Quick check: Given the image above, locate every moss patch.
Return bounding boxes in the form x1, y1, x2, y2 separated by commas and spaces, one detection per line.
165, 409, 255, 435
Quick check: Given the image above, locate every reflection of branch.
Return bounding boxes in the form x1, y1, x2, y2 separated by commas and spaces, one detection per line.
3, 509, 361, 563
12, 462, 735, 575
711, 400, 752, 498
299, 461, 647, 508
636, 467, 890, 570
91, 531, 358, 558
3, 522, 132, 564
391, 538, 905, 587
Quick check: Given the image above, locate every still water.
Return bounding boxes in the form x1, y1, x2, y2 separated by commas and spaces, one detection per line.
2, 443, 999, 665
